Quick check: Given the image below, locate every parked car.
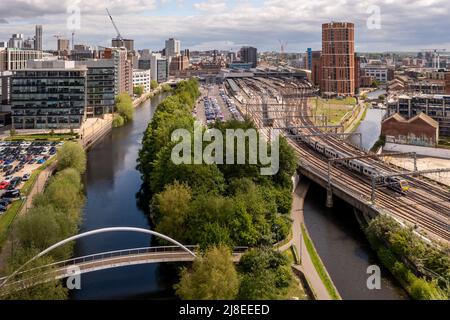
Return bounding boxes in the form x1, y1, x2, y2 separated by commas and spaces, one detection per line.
22, 173, 31, 181
0, 198, 12, 206
0, 181, 10, 189
0, 205, 7, 212
2, 189, 20, 199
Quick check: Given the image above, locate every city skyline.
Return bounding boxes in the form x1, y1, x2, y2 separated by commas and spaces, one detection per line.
0, 0, 449, 52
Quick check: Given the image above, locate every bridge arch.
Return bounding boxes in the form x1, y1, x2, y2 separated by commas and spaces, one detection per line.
0, 227, 196, 288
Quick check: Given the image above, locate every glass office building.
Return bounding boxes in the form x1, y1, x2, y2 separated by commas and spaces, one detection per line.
11, 60, 87, 129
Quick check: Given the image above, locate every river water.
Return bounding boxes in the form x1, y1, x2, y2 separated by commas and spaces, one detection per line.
70, 94, 175, 300
69, 95, 405, 300
303, 182, 408, 300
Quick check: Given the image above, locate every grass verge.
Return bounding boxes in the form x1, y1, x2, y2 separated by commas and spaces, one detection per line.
301, 223, 341, 300
0, 157, 56, 247
5, 133, 78, 141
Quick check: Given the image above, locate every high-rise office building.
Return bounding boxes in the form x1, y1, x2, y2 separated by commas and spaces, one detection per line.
112, 38, 134, 52
321, 22, 355, 96
76, 59, 116, 117
35, 25, 43, 51
165, 38, 181, 58
0, 48, 43, 71
150, 53, 168, 83
8, 34, 24, 49
239, 46, 258, 68
57, 38, 70, 52
11, 60, 87, 129
102, 47, 133, 96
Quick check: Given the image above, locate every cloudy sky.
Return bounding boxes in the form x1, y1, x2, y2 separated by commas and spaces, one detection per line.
0, 0, 449, 52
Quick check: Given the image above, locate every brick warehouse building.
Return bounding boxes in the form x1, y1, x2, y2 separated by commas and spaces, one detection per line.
321, 22, 356, 96
382, 113, 439, 147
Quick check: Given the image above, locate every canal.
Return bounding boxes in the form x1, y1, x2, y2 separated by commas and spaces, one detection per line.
70, 94, 175, 300
303, 182, 408, 300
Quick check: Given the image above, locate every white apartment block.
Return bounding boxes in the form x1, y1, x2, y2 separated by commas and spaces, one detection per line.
132, 69, 151, 93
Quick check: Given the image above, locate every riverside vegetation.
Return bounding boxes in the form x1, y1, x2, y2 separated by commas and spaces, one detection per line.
138, 79, 304, 299
1, 142, 87, 299
365, 215, 449, 300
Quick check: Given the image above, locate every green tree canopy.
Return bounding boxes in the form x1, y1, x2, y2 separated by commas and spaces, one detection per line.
115, 93, 134, 122
175, 246, 239, 300
151, 80, 158, 90
133, 85, 144, 97
56, 141, 86, 174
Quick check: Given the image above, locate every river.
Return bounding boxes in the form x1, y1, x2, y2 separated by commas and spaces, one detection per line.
70, 94, 175, 300
70, 94, 405, 300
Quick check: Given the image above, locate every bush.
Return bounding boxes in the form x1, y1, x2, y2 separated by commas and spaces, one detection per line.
56, 141, 86, 174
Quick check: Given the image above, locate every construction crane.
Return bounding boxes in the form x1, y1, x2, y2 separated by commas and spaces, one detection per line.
421, 49, 447, 69
106, 8, 124, 47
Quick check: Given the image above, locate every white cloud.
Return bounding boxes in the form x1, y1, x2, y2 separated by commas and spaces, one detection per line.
194, 1, 227, 12
0, 0, 449, 51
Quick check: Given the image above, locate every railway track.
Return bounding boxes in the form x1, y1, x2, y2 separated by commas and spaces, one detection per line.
237, 77, 450, 244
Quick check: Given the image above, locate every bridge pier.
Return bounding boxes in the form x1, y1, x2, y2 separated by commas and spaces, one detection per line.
326, 188, 333, 208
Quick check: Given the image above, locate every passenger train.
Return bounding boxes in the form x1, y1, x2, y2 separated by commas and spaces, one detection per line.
291, 128, 410, 194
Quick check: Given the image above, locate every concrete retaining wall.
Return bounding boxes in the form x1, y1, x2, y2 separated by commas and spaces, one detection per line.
384, 143, 450, 159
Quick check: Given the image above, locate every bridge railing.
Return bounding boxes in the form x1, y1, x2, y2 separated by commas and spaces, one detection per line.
0, 246, 199, 282
0, 245, 249, 283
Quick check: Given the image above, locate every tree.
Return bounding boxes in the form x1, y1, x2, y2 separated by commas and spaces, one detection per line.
112, 114, 125, 128
238, 248, 293, 300
56, 141, 86, 174
3, 247, 68, 300
153, 181, 192, 242
151, 80, 158, 90
115, 93, 134, 122
378, 94, 386, 101
174, 246, 239, 300
133, 85, 144, 97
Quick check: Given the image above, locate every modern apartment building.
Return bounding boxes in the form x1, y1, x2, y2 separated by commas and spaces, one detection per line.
387, 94, 450, 137
0, 48, 43, 71
165, 38, 181, 58
169, 55, 189, 75
321, 22, 355, 96
112, 39, 134, 52
361, 61, 394, 83
57, 38, 70, 52
102, 47, 133, 96
8, 34, 24, 49
35, 25, 43, 51
132, 69, 151, 93
150, 53, 168, 83
10, 60, 87, 129
77, 59, 116, 117
239, 46, 258, 68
